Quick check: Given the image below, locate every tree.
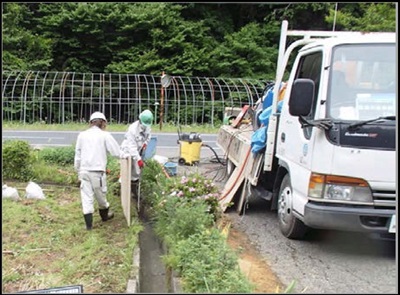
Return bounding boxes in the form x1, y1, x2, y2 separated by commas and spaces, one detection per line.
325, 3, 396, 32
210, 22, 278, 79
2, 3, 396, 75
2, 3, 53, 70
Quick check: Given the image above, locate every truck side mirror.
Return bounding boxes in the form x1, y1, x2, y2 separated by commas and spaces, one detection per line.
289, 78, 314, 116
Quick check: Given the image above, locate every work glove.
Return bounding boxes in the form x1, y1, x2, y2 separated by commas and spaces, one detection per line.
142, 143, 147, 151
137, 159, 144, 169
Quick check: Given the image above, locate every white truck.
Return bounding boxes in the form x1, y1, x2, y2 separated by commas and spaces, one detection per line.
217, 20, 396, 240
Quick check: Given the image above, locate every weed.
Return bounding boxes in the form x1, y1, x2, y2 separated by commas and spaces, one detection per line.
2, 140, 35, 181
169, 228, 254, 293
2, 183, 142, 294
38, 146, 75, 165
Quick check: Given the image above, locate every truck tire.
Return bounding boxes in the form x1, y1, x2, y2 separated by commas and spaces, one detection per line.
277, 174, 308, 240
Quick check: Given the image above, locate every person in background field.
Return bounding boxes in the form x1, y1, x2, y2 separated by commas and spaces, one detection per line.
74, 111, 121, 230
120, 109, 153, 198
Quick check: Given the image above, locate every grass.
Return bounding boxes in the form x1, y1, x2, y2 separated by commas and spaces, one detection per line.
2, 121, 221, 134
2, 144, 141, 293
2, 181, 142, 293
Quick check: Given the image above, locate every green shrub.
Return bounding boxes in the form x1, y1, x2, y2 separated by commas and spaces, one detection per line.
158, 174, 221, 219
33, 148, 123, 191
2, 140, 35, 181
106, 155, 122, 196
31, 160, 78, 185
140, 159, 169, 211
170, 228, 254, 293
38, 146, 76, 165
154, 197, 214, 245
148, 170, 253, 293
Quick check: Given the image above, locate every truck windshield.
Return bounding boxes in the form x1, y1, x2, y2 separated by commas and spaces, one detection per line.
327, 43, 395, 121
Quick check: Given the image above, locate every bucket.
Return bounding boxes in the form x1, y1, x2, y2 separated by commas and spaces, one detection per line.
164, 162, 178, 176
143, 136, 157, 160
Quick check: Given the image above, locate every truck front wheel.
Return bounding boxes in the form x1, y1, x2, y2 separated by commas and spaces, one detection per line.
277, 174, 308, 240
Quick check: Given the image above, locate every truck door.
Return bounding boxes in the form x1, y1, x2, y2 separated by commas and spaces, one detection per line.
280, 50, 322, 161
277, 50, 323, 213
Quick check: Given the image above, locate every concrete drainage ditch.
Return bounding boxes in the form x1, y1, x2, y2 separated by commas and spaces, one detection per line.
125, 161, 221, 293
126, 204, 182, 294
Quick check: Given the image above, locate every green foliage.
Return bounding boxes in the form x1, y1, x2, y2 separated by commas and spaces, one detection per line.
31, 159, 78, 185
284, 280, 297, 293
154, 197, 215, 245
105, 155, 121, 196
325, 3, 396, 32
147, 171, 252, 293
2, 140, 35, 181
211, 22, 278, 79
160, 174, 221, 218
2, 3, 53, 71
169, 228, 254, 293
140, 159, 169, 204
38, 146, 76, 165
1, 141, 118, 186
3, 3, 394, 76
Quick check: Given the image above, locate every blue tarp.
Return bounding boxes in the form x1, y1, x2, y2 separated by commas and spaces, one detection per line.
251, 101, 283, 154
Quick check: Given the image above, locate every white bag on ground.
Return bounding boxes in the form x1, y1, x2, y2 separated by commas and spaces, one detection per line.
25, 181, 46, 199
153, 155, 169, 165
2, 184, 20, 200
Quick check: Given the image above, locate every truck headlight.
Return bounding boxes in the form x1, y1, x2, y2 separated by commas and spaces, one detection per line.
309, 173, 373, 204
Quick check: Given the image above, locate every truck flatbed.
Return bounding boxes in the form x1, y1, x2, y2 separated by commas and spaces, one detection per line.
216, 123, 264, 187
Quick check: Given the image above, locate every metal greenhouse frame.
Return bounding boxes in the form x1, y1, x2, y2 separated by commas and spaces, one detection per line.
2, 71, 268, 126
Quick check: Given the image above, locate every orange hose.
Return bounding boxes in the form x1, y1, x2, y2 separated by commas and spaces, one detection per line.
218, 146, 251, 201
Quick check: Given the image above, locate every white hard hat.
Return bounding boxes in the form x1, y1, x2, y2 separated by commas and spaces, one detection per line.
90, 111, 107, 122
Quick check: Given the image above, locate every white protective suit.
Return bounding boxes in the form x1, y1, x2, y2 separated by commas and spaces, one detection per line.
120, 120, 151, 181
74, 125, 120, 214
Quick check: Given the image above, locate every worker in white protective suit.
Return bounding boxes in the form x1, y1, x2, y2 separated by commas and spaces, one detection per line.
74, 111, 121, 230
120, 109, 153, 198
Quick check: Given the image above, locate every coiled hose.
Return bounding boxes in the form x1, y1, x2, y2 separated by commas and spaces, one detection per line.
201, 143, 226, 166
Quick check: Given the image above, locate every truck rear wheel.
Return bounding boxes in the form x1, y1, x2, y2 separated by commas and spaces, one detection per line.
277, 174, 308, 240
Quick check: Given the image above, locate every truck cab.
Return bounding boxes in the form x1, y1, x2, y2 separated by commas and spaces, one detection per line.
217, 21, 396, 240
277, 33, 396, 239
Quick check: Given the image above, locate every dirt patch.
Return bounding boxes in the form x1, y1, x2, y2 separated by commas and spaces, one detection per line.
216, 215, 283, 293
230, 229, 284, 292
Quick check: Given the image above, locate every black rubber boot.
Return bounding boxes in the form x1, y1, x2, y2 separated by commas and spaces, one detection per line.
99, 207, 114, 222
84, 213, 93, 230
131, 180, 139, 199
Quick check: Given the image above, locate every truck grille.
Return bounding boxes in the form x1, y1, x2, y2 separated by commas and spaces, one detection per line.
373, 190, 396, 209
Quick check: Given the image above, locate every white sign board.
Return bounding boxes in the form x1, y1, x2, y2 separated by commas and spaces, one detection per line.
120, 157, 132, 227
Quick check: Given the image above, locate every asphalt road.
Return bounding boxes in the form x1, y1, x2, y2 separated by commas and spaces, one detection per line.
226, 196, 397, 294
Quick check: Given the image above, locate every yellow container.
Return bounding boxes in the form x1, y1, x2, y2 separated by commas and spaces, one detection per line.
178, 141, 202, 165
